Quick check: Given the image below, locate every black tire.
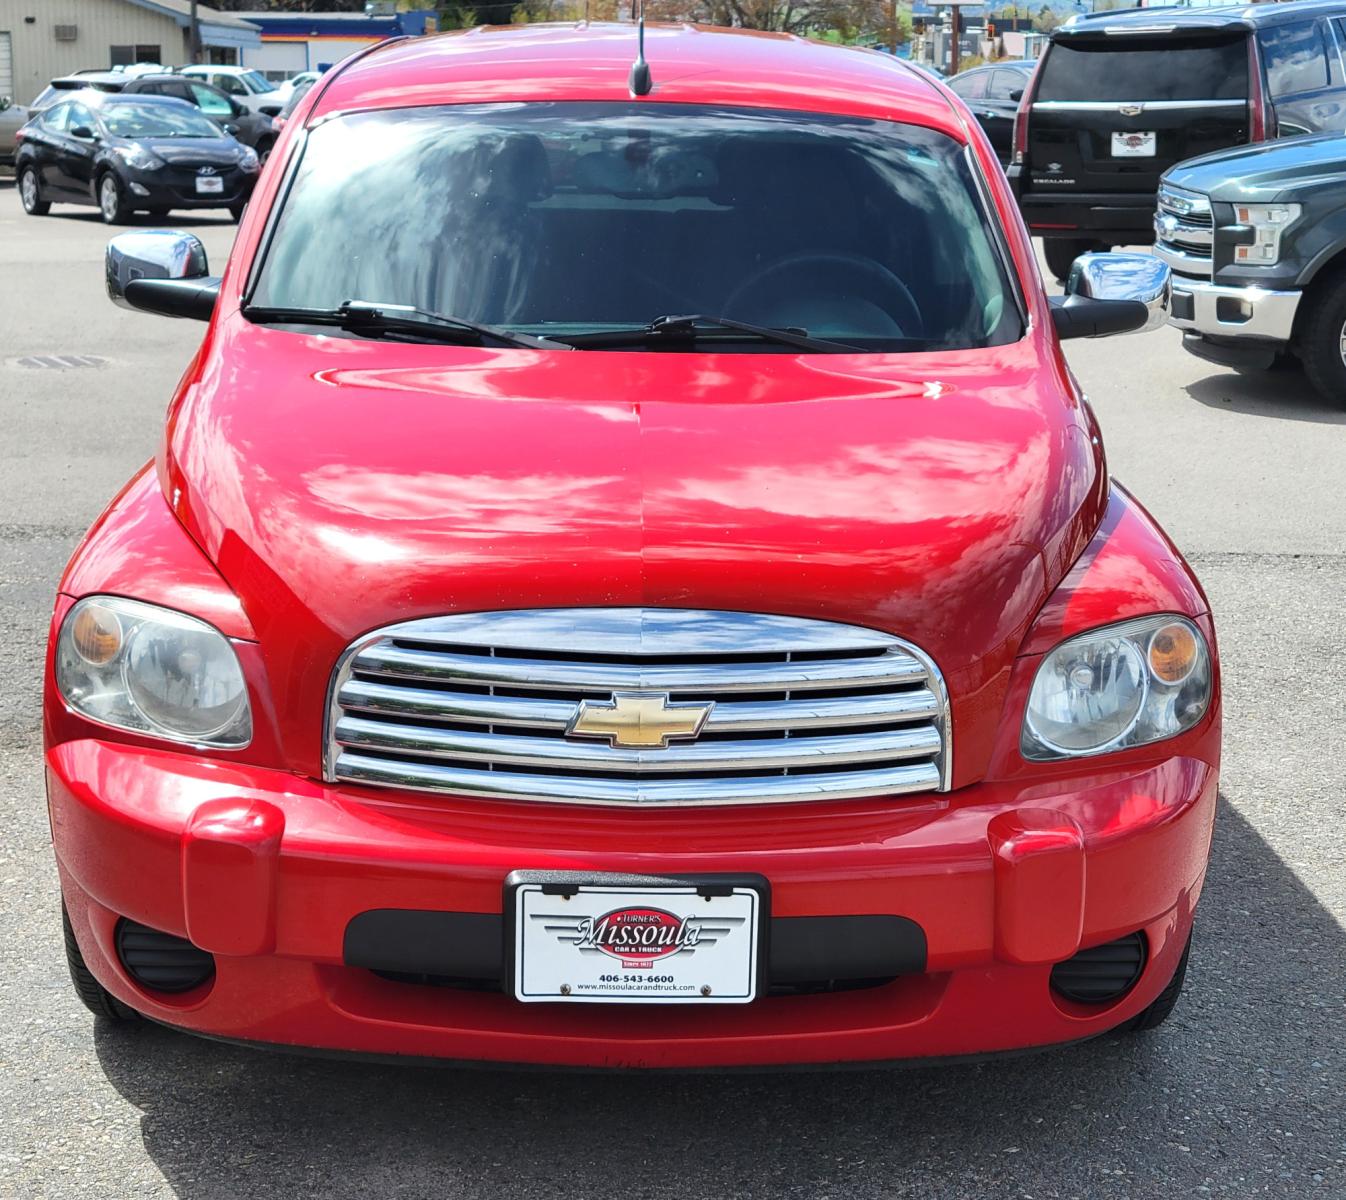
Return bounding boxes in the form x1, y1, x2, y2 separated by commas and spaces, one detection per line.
1296, 272, 1346, 407
18, 165, 50, 215
97, 171, 132, 225
229, 200, 248, 223
63, 903, 140, 1022
256, 137, 275, 165
1044, 238, 1108, 285
1124, 930, 1191, 1033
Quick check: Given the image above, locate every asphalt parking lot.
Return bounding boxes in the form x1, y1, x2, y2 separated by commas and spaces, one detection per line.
1, 179, 1343, 1200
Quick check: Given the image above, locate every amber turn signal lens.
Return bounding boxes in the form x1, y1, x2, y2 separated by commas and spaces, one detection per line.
1147, 622, 1198, 685
71, 603, 123, 665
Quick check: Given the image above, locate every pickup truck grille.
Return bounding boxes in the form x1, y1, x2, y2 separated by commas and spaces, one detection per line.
325, 608, 950, 807
1154, 184, 1213, 278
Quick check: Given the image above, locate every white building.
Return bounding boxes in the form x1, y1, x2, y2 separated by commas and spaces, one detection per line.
0, 0, 260, 104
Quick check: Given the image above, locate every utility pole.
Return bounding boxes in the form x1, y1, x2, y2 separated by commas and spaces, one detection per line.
189, 0, 202, 64
888, 0, 897, 54
949, 3, 960, 75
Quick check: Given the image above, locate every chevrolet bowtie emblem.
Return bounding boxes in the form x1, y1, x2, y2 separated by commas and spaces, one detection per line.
567, 692, 714, 749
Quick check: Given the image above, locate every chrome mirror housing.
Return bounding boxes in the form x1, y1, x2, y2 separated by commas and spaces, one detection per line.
105, 230, 209, 310
1065, 252, 1171, 334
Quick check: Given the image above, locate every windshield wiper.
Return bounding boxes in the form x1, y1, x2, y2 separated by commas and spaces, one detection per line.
554, 314, 869, 353
242, 299, 571, 350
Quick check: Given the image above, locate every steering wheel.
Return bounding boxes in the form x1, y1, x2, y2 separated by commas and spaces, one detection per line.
725, 252, 924, 340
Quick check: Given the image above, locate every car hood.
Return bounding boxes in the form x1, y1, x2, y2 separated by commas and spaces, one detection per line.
163, 321, 1103, 779
129, 135, 243, 165
1165, 132, 1346, 202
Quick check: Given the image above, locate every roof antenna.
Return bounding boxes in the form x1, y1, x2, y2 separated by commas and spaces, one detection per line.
628, 0, 652, 97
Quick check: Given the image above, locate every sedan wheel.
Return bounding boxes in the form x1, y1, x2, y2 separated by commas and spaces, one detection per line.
19, 167, 50, 216
98, 173, 129, 225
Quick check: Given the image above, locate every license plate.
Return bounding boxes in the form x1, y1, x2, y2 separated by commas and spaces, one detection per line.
511, 878, 762, 1004
195, 175, 224, 194
1112, 131, 1156, 157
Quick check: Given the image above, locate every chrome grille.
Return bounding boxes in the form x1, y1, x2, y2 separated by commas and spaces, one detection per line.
1155, 185, 1213, 277
325, 609, 950, 807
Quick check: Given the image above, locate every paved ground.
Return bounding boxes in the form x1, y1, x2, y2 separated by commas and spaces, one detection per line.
0, 180, 1342, 1200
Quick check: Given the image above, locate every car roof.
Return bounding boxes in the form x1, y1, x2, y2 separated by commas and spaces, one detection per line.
51, 72, 125, 89
1060, 0, 1346, 35
183, 64, 254, 74
313, 23, 964, 138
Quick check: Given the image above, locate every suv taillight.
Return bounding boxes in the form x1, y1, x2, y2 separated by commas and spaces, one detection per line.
1012, 56, 1044, 165
1248, 37, 1275, 142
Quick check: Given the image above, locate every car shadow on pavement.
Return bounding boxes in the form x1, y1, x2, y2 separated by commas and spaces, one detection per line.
90, 796, 1345, 1199
29, 209, 234, 227
1186, 371, 1346, 424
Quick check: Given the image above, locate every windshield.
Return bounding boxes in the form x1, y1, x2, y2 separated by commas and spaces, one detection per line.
240, 70, 272, 94
102, 102, 222, 139
1040, 36, 1249, 101
250, 102, 1022, 352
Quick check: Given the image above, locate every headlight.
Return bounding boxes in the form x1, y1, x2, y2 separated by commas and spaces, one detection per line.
238, 146, 259, 173
1022, 615, 1211, 760
114, 145, 165, 171
1232, 202, 1300, 265
56, 597, 251, 748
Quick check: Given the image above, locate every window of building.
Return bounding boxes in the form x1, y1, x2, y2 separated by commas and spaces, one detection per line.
110, 44, 162, 67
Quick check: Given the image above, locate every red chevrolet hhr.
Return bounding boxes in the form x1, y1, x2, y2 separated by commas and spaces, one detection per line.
47, 24, 1217, 1069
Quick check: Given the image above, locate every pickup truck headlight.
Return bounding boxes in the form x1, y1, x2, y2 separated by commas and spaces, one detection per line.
1021, 615, 1211, 760
56, 596, 251, 747
1232, 203, 1301, 265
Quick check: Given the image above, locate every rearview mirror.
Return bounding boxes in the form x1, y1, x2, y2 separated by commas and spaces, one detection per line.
105, 230, 220, 321
1051, 252, 1170, 340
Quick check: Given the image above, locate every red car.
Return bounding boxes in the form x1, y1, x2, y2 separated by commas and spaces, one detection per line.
48, 24, 1217, 1069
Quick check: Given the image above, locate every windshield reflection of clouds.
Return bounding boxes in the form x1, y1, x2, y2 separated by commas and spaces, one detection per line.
253, 102, 1021, 351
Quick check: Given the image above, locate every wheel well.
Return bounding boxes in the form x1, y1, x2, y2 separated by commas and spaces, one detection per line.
1292, 249, 1346, 343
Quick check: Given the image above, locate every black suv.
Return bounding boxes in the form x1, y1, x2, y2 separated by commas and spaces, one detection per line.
1010, 0, 1346, 280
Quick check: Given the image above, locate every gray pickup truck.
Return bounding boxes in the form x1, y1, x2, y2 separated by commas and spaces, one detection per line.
1154, 133, 1346, 405
0, 96, 28, 176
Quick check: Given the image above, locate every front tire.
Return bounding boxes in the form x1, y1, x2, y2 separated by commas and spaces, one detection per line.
229, 200, 248, 222
97, 171, 132, 225
18, 166, 49, 215
1123, 930, 1191, 1033
62, 904, 139, 1022
1044, 238, 1108, 285
1296, 273, 1346, 407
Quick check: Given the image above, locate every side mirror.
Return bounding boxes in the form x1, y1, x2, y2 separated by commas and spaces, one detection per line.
259, 104, 281, 118
105, 230, 220, 321
1051, 252, 1171, 339
0, 96, 11, 113
70, 124, 95, 140
223, 122, 240, 134
1009, 88, 1024, 102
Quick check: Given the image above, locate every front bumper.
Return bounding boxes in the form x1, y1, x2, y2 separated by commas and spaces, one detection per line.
51, 737, 1217, 1068
1168, 275, 1302, 346
120, 166, 255, 209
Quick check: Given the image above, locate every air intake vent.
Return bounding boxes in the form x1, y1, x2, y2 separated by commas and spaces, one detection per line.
54, 24, 78, 41
1051, 932, 1146, 1003
115, 919, 215, 994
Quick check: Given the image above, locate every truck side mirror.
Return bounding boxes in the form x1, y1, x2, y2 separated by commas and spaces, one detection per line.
1052, 252, 1171, 339
105, 230, 220, 321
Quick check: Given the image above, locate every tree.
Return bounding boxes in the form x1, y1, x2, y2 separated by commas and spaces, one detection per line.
1032, 4, 1061, 32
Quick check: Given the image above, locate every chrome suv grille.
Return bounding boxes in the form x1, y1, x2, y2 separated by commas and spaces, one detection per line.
1154, 184, 1213, 278
325, 608, 950, 807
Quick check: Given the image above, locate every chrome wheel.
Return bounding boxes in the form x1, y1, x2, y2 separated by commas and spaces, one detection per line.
19, 170, 38, 212
1339, 318, 1346, 370
99, 175, 119, 222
